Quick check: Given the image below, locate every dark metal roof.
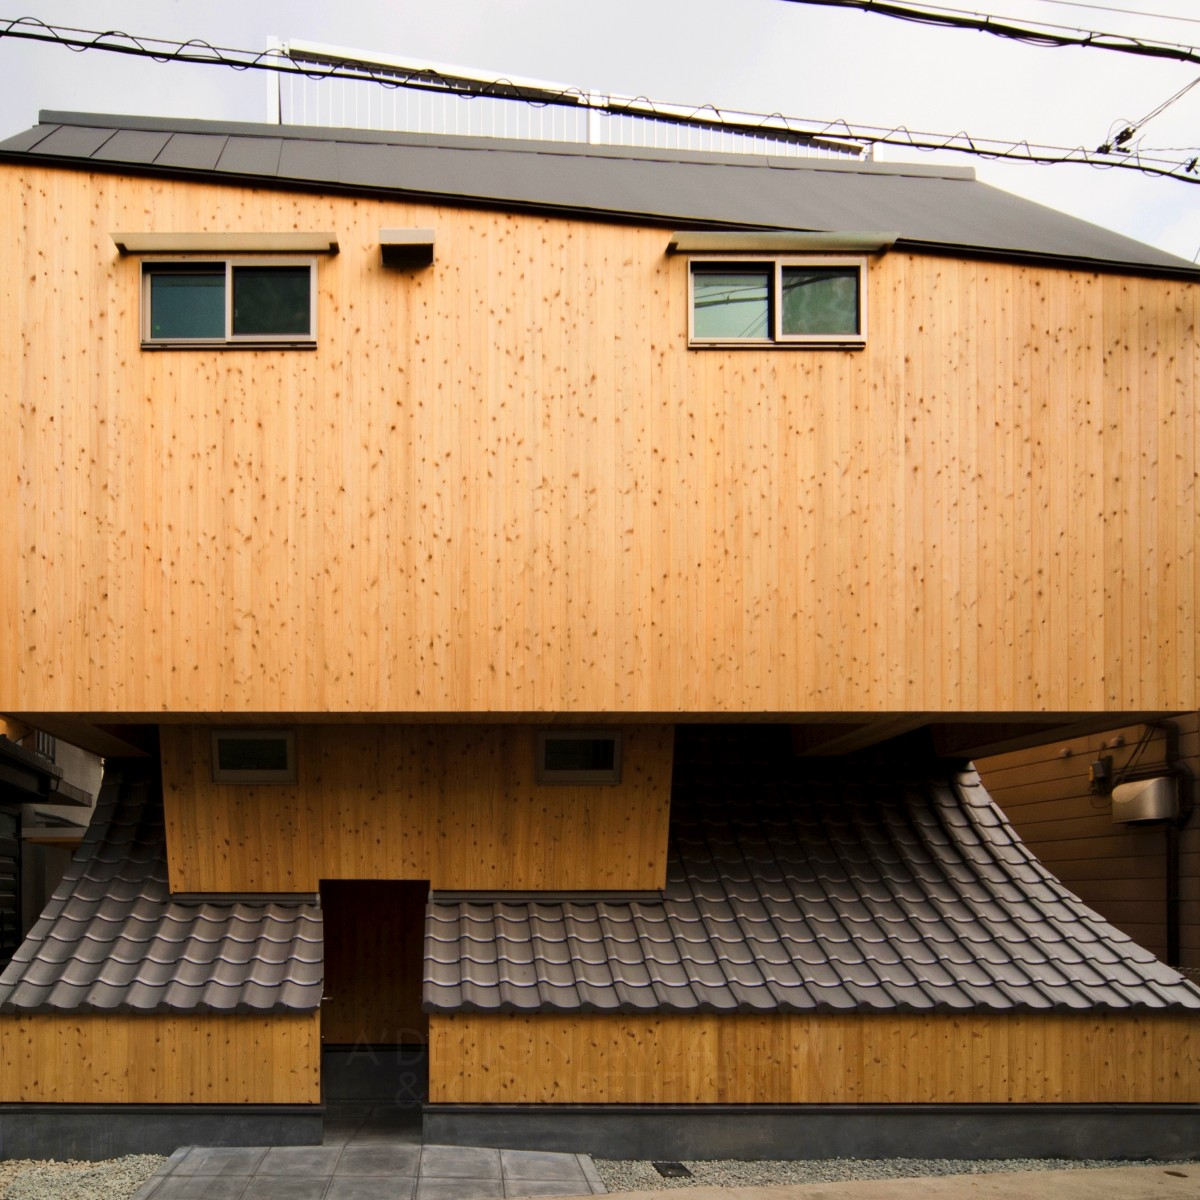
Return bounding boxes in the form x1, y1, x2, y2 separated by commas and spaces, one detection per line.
0, 768, 322, 1014
424, 731, 1200, 1015
0, 111, 1194, 277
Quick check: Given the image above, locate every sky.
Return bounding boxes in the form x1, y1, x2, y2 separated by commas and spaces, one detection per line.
4, 0, 1200, 260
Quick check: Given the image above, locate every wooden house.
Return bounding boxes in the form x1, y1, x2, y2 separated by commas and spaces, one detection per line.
0, 110, 1198, 1161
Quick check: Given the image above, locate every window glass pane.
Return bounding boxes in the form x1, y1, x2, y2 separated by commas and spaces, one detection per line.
232, 266, 311, 336
781, 267, 859, 336
543, 736, 616, 773
149, 268, 224, 339
692, 268, 770, 339
217, 736, 290, 773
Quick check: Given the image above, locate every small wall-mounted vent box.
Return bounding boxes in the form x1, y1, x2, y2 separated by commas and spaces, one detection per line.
1111, 776, 1177, 824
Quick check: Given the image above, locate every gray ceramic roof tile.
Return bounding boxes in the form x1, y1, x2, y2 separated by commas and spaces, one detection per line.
424, 729, 1200, 1016
3, 110, 1197, 276
0, 769, 322, 1014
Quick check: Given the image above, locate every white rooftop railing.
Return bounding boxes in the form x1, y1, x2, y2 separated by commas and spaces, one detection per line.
269, 40, 868, 161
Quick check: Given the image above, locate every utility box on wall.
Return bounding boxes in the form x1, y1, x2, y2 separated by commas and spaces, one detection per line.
1112, 777, 1178, 824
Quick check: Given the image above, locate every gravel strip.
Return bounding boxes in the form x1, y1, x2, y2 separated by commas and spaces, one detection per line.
0, 1154, 165, 1200
594, 1157, 1200, 1191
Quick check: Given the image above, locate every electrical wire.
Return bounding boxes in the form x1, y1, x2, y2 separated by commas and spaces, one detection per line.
775, 0, 1200, 66
1098, 71, 1200, 152
3, 16, 1200, 183
1032, 0, 1200, 28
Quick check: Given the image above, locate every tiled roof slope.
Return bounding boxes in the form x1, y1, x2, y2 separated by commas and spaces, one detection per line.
425, 730, 1200, 1014
0, 768, 322, 1013
0, 111, 1195, 277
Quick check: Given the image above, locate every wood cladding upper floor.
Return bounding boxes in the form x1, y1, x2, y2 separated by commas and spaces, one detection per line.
3, 166, 1198, 714
160, 724, 673, 892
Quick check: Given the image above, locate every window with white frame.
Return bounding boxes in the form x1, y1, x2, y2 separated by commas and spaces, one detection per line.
142, 258, 317, 346
689, 256, 865, 347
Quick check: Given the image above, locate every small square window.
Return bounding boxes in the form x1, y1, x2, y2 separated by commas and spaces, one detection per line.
211, 729, 297, 784
143, 258, 316, 346
689, 257, 864, 347
536, 731, 622, 785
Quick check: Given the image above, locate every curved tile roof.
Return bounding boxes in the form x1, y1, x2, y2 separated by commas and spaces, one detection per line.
0, 111, 1195, 277
0, 769, 322, 1014
425, 733, 1200, 1015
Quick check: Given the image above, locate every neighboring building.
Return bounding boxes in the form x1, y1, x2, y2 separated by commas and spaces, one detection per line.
0, 110, 1198, 1160
0, 718, 102, 970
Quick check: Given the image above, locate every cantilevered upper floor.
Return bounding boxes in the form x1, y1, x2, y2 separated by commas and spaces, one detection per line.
1, 112, 1197, 719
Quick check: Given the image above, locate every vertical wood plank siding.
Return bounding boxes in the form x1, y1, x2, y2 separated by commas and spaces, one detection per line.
160, 724, 674, 892
427, 1012, 1200, 1104
4, 167, 1197, 715
0, 1012, 321, 1103
978, 715, 1200, 967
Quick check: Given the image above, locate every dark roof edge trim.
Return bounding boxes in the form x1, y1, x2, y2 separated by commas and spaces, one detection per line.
896, 237, 1200, 281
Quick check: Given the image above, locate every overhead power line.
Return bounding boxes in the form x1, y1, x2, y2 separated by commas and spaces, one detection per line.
2, 16, 1200, 183
776, 0, 1200, 66
1032, 0, 1200, 28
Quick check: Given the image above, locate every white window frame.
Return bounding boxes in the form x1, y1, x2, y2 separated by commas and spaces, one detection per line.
141, 256, 318, 348
536, 730, 623, 786
211, 729, 297, 784
688, 255, 866, 349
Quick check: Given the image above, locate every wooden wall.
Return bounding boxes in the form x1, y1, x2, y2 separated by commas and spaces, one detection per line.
978, 715, 1200, 967
3, 165, 1197, 717
0, 1012, 320, 1103
160, 724, 673, 892
428, 1011, 1200, 1104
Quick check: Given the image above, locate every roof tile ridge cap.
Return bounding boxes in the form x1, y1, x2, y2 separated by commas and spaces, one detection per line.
949, 771, 1140, 940
918, 778, 1070, 995
936, 774, 1139, 1007
11, 770, 138, 938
